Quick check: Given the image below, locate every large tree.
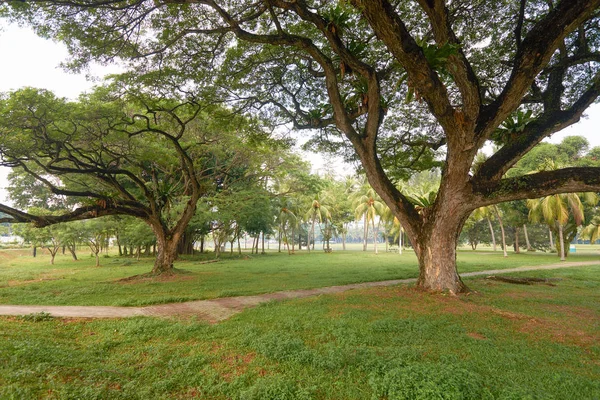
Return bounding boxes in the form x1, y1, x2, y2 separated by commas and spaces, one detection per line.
3, 0, 600, 292
0, 86, 269, 274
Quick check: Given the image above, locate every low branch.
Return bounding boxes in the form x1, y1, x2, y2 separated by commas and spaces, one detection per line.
0, 203, 148, 227
473, 167, 600, 206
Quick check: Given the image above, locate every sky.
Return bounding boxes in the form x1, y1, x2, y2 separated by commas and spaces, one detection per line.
0, 22, 599, 203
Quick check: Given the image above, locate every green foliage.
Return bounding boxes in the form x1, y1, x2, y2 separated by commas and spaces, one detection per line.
369, 363, 491, 400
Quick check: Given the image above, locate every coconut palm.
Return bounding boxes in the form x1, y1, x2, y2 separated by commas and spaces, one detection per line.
527, 159, 598, 260
527, 193, 596, 260
304, 195, 332, 253
472, 206, 497, 252
581, 216, 600, 244
381, 205, 403, 254
353, 184, 386, 254
277, 202, 298, 255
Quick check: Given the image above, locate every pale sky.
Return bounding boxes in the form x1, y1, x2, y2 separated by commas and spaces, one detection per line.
0, 23, 599, 203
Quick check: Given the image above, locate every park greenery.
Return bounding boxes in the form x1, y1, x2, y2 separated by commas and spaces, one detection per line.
0, 0, 599, 293
0, 249, 599, 398
1, 2, 600, 397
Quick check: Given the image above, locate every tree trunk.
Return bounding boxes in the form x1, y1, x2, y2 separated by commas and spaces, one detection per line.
95, 252, 100, 267
278, 227, 282, 253
261, 231, 265, 254
549, 228, 554, 249
398, 227, 402, 255
412, 219, 468, 294
372, 218, 378, 254
523, 224, 532, 251
493, 206, 508, 257
514, 226, 520, 254
341, 225, 347, 251
32, 246, 37, 257
68, 244, 78, 261
362, 214, 368, 251
558, 223, 566, 261
151, 234, 179, 275
486, 217, 496, 251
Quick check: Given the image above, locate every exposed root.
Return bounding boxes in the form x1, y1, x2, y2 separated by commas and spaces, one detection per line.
485, 276, 560, 286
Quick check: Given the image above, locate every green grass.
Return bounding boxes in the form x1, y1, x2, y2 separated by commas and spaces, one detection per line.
0, 247, 599, 306
0, 266, 598, 399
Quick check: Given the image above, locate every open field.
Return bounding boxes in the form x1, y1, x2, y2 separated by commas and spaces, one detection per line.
1, 246, 599, 306
0, 262, 598, 399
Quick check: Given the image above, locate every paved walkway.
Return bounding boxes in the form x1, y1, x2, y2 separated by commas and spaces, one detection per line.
1, 261, 598, 323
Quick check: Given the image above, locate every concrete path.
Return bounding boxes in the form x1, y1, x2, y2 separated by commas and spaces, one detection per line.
1, 261, 598, 323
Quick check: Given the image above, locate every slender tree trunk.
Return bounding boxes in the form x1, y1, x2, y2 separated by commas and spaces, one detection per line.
558, 224, 566, 261
549, 228, 554, 249
68, 244, 78, 261
116, 234, 122, 256
342, 225, 347, 251
95, 252, 100, 267
523, 224, 532, 251
261, 231, 265, 254
237, 234, 242, 255
486, 217, 497, 251
32, 246, 37, 258
514, 227, 520, 254
362, 214, 368, 251
398, 227, 402, 255
372, 218, 378, 254
493, 206, 508, 257
278, 227, 282, 253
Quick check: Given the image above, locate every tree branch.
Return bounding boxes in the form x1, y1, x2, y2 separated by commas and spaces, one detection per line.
473, 167, 600, 206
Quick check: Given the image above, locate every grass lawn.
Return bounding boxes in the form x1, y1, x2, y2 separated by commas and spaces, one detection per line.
0, 246, 598, 306
0, 264, 598, 399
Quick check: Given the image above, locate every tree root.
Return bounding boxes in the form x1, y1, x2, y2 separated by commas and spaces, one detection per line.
485, 276, 560, 286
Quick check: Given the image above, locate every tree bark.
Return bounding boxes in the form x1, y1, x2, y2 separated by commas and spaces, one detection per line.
523, 224, 532, 251
412, 218, 468, 294
487, 217, 497, 251
362, 214, 368, 251
372, 217, 378, 254
493, 206, 508, 257
558, 223, 566, 261
514, 226, 521, 254
549, 228, 554, 249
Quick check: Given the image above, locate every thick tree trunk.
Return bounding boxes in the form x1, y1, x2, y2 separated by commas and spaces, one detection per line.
412, 220, 468, 294
514, 227, 521, 254
95, 252, 100, 267
152, 234, 178, 275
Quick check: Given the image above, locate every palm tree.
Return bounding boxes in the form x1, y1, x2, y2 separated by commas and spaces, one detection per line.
472, 206, 497, 252
353, 184, 386, 254
382, 205, 403, 254
527, 159, 598, 260
304, 195, 332, 253
277, 203, 297, 255
581, 216, 600, 244
527, 193, 594, 260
